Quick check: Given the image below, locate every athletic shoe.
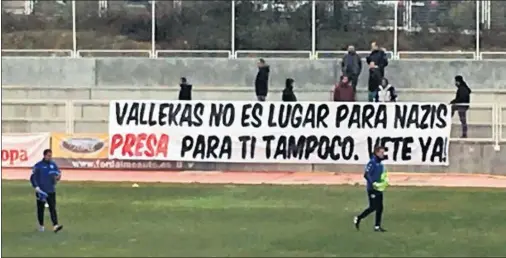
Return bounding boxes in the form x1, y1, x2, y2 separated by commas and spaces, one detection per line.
53, 225, 63, 233
38, 226, 45, 232
374, 226, 387, 232
353, 216, 361, 231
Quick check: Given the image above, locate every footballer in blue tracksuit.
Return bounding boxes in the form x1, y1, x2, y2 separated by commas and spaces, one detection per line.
354, 146, 387, 232
30, 149, 63, 233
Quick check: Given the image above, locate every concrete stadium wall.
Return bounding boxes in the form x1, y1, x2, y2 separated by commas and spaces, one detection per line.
3, 86, 506, 102
2, 86, 504, 139
2, 86, 504, 176
3, 57, 506, 89
1, 103, 505, 174
2, 56, 505, 174
210, 141, 506, 175
1, 106, 498, 139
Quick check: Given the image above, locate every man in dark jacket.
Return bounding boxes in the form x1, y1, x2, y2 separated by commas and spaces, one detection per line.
341, 45, 362, 94
30, 149, 64, 233
366, 42, 389, 78
333, 75, 355, 102
282, 78, 297, 102
178, 77, 192, 101
368, 62, 382, 102
255, 58, 270, 101
354, 146, 388, 233
450, 75, 472, 138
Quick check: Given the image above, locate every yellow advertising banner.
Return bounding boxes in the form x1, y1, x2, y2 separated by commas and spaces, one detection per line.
51, 133, 109, 159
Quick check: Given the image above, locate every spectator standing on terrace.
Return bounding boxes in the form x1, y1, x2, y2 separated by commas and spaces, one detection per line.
374, 78, 397, 102
178, 77, 192, 101
282, 78, 297, 102
367, 62, 382, 102
366, 42, 389, 78
450, 75, 472, 138
341, 45, 362, 95
255, 58, 270, 101
333, 75, 355, 102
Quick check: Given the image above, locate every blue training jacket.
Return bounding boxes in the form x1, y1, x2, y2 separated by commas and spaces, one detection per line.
30, 160, 61, 193
364, 156, 384, 191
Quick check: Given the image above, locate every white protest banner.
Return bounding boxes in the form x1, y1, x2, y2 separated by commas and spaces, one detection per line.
1, 133, 50, 167
108, 101, 452, 166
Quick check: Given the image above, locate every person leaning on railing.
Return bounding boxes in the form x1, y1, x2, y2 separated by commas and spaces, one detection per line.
450, 75, 472, 138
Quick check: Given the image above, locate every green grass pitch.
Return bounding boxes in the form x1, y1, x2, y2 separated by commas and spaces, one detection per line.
2, 181, 505, 257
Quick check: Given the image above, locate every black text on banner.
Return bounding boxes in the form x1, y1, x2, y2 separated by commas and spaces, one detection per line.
108, 101, 451, 166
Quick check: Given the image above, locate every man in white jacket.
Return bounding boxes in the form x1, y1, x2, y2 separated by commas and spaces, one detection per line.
374, 78, 397, 102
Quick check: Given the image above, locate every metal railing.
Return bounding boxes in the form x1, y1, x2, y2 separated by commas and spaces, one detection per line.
2, 0, 503, 60
76, 49, 153, 58
1, 49, 74, 57
447, 103, 497, 144
480, 52, 506, 60
68, 100, 109, 134
316, 51, 395, 60
396, 51, 477, 60
501, 104, 506, 142
155, 50, 232, 58
1, 99, 72, 133
3, 49, 497, 60
1, 100, 502, 148
234, 50, 313, 59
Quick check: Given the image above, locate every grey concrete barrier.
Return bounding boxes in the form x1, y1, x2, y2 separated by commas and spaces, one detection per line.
3, 86, 501, 140
1, 57, 95, 87
1, 103, 499, 141
1, 118, 494, 139
196, 142, 506, 175
3, 57, 506, 89
1, 104, 504, 175
3, 86, 506, 103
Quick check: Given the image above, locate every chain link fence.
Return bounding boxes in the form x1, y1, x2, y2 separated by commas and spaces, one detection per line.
399, 1, 476, 51
235, 0, 311, 58
316, 1, 394, 51
75, 0, 153, 56
481, 1, 506, 58
2, 0, 505, 57
1, 1, 73, 51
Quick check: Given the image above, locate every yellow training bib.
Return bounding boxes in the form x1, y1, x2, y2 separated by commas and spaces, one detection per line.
375, 168, 389, 192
